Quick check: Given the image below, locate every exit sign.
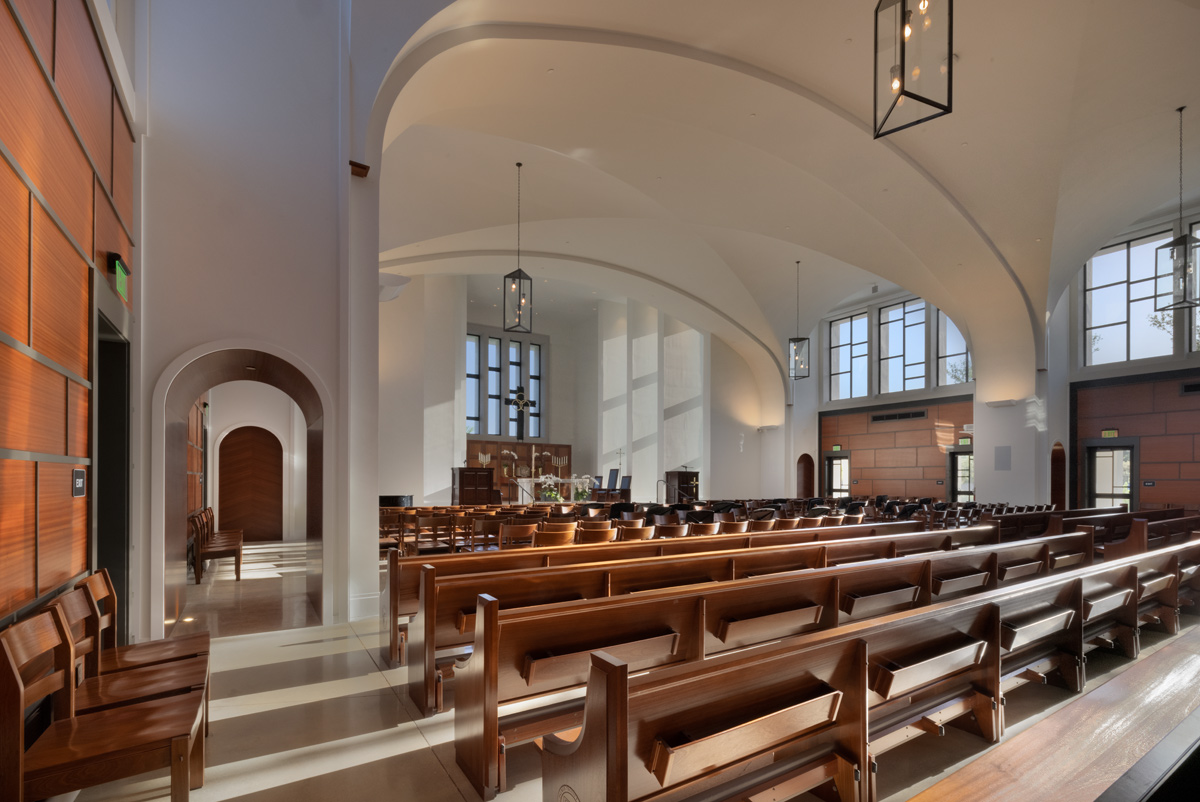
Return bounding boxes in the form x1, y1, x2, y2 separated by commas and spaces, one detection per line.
1101, 429, 1119, 439
831, 444, 842, 452
72, 469, 85, 498
108, 253, 130, 302
959, 437, 971, 445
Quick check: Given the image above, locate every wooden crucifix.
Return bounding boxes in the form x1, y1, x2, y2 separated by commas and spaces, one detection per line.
505, 385, 536, 442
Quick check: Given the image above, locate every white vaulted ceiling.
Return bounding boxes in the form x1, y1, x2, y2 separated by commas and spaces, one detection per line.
375, 0, 1200, 415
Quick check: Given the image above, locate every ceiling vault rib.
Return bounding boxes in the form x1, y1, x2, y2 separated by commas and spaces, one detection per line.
377, 19, 1043, 373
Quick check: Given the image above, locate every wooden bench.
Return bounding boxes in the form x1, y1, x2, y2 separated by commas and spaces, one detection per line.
406, 525, 1013, 714
450, 533, 1099, 797
188, 507, 243, 583
539, 541, 1200, 802
982, 505, 1125, 540
387, 520, 931, 662
1044, 507, 1185, 540
1, 607, 206, 802
1091, 516, 1200, 562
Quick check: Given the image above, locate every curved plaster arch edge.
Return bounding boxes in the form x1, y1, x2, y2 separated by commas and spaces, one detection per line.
147, 339, 338, 640
364, 21, 1044, 386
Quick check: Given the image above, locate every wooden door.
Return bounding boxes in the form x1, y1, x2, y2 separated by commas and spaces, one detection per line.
218, 426, 283, 542
797, 454, 815, 498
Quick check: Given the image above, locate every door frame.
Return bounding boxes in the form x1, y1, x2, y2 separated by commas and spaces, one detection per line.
823, 452, 850, 497
945, 444, 974, 503
1079, 436, 1139, 511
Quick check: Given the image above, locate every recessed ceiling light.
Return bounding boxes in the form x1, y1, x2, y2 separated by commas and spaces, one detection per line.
547, 67, 555, 73
182, 617, 195, 622
245, 366, 256, 372
749, 112, 757, 118
1036, 238, 1042, 242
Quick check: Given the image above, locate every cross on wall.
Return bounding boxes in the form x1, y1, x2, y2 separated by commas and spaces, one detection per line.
504, 385, 536, 442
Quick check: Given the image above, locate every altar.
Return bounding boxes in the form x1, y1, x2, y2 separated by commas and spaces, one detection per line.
464, 439, 576, 502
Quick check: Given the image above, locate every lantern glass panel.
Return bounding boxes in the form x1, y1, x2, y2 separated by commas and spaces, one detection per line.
789, 337, 810, 380
875, 0, 953, 138
503, 269, 532, 332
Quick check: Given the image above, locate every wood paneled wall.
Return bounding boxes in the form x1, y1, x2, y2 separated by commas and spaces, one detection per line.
0, 0, 135, 621
1075, 372, 1200, 507
218, 426, 284, 541
819, 399, 973, 501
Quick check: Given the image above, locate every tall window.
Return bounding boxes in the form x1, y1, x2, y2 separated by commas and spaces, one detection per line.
528, 343, 542, 438
879, 299, 925, 393
938, 310, 973, 385
486, 337, 501, 435
830, 313, 868, 400
1084, 231, 1173, 366
507, 341, 523, 436
465, 335, 480, 434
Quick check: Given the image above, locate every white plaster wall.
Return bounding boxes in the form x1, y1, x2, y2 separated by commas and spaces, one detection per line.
663, 315, 704, 492
423, 277, 468, 503
207, 381, 307, 541
709, 336, 763, 498
973, 400, 1041, 505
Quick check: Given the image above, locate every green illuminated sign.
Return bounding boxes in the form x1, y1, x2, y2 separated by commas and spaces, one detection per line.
1101, 429, 1119, 439
831, 444, 841, 452
108, 253, 130, 302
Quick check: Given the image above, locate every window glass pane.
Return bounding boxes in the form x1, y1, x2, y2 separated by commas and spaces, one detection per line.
940, 354, 969, 385
836, 372, 850, 400
1129, 299, 1173, 360
529, 415, 540, 438
1086, 284, 1126, 327
939, 312, 966, 355
1087, 324, 1127, 366
851, 355, 868, 397
488, 371, 499, 395
488, 338, 500, 367
904, 324, 924, 362
1087, 244, 1126, 287
880, 320, 902, 357
1130, 233, 1171, 281
466, 336, 479, 373
830, 319, 849, 347
830, 345, 849, 374
466, 379, 479, 417
529, 344, 540, 376
510, 365, 520, 389
851, 314, 868, 343
881, 303, 904, 324
529, 378, 540, 405
880, 357, 902, 394
487, 399, 500, 435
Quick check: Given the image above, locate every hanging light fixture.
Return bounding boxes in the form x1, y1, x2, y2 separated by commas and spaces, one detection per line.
789, 260, 810, 380
874, 0, 952, 138
503, 162, 533, 332
1155, 107, 1200, 312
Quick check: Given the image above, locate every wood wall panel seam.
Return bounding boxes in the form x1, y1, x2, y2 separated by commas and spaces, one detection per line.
0, 341, 69, 456
0, 136, 95, 271
0, 3, 94, 256
0, 158, 30, 345
54, 0, 113, 191
30, 203, 89, 380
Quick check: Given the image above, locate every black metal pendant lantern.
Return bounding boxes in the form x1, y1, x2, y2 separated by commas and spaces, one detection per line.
1155, 108, 1200, 312
874, 0, 953, 139
504, 162, 533, 333
789, 260, 810, 380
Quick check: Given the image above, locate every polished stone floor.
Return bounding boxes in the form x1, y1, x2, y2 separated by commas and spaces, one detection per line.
72, 546, 1196, 802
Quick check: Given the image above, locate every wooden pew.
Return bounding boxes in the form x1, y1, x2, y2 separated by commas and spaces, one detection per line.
982, 505, 1125, 540
451, 534, 1097, 797
540, 542, 1200, 802
387, 520, 929, 662
1093, 516, 1200, 562
406, 526, 1009, 713
1044, 506, 1185, 540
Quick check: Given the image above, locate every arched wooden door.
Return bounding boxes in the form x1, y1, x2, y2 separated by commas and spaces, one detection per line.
218, 426, 283, 542
797, 454, 815, 498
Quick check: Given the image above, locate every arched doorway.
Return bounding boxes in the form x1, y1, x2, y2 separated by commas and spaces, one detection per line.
1051, 441, 1066, 510
219, 426, 284, 541
797, 453, 815, 498
155, 347, 327, 635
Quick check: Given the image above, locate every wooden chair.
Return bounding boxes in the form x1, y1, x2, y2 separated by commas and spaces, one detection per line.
687, 522, 720, 536
747, 519, 776, 531
713, 511, 738, 523
651, 512, 680, 526
189, 511, 243, 584
531, 527, 577, 548
799, 516, 825, 529
615, 525, 655, 541
379, 511, 402, 550
823, 514, 845, 526
774, 517, 800, 530
75, 570, 210, 676
843, 513, 865, 525
415, 516, 455, 552
615, 517, 645, 529
499, 523, 538, 549
0, 608, 207, 802
717, 520, 749, 533
468, 518, 508, 552
576, 527, 618, 544
653, 523, 688, 539
577, 519, 613, 530
619, 510, 643, 521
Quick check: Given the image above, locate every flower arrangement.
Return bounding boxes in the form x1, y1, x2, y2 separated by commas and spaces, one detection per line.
536, 473, 563, 502
569, 474, 592, 502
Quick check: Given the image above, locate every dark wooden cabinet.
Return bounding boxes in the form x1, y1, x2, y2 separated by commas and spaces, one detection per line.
453, 468, 494, 505
665, 471, 699, 504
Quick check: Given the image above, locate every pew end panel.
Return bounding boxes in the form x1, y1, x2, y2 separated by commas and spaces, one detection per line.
995, 579, 1085, 696
1081, 566, 1142, 659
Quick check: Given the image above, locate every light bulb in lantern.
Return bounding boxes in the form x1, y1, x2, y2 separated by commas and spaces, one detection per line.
923, 15, 932, 31
890, 64, 901, 93
903, 10, 913, 40
510, 281, 516, 290
918, 0, 929, 12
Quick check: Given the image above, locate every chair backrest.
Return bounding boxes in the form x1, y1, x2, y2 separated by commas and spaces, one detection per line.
713, 512, 736, 523
799, 516, 825, 528
606, 469, 619, 490
532, 527, 577, 547
50, 587, 99, 675
499, 523, 538, 548
75, 569, 118, 651
619, 510, 642, 521
0, 608, 75, 740
418, 516, 452, 534
651, 513, 679, 526
687, 522, 720, 536
615, 517, 645, 528
823, 514, 845, 526
717, 520, 749, 533
577, 519, 613, 530
619, 475, 632, 490
843, 513, 865, 525
747, 519, 776, 531
580, 506, 604, 518
576, 527, 618, 544
653, 523, 687, 539
539, 521, 577, 535
616, 525, 655, 541
774, 517, 800, 530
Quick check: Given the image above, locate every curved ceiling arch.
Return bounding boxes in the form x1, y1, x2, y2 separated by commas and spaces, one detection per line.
370, 13, 1054, 399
